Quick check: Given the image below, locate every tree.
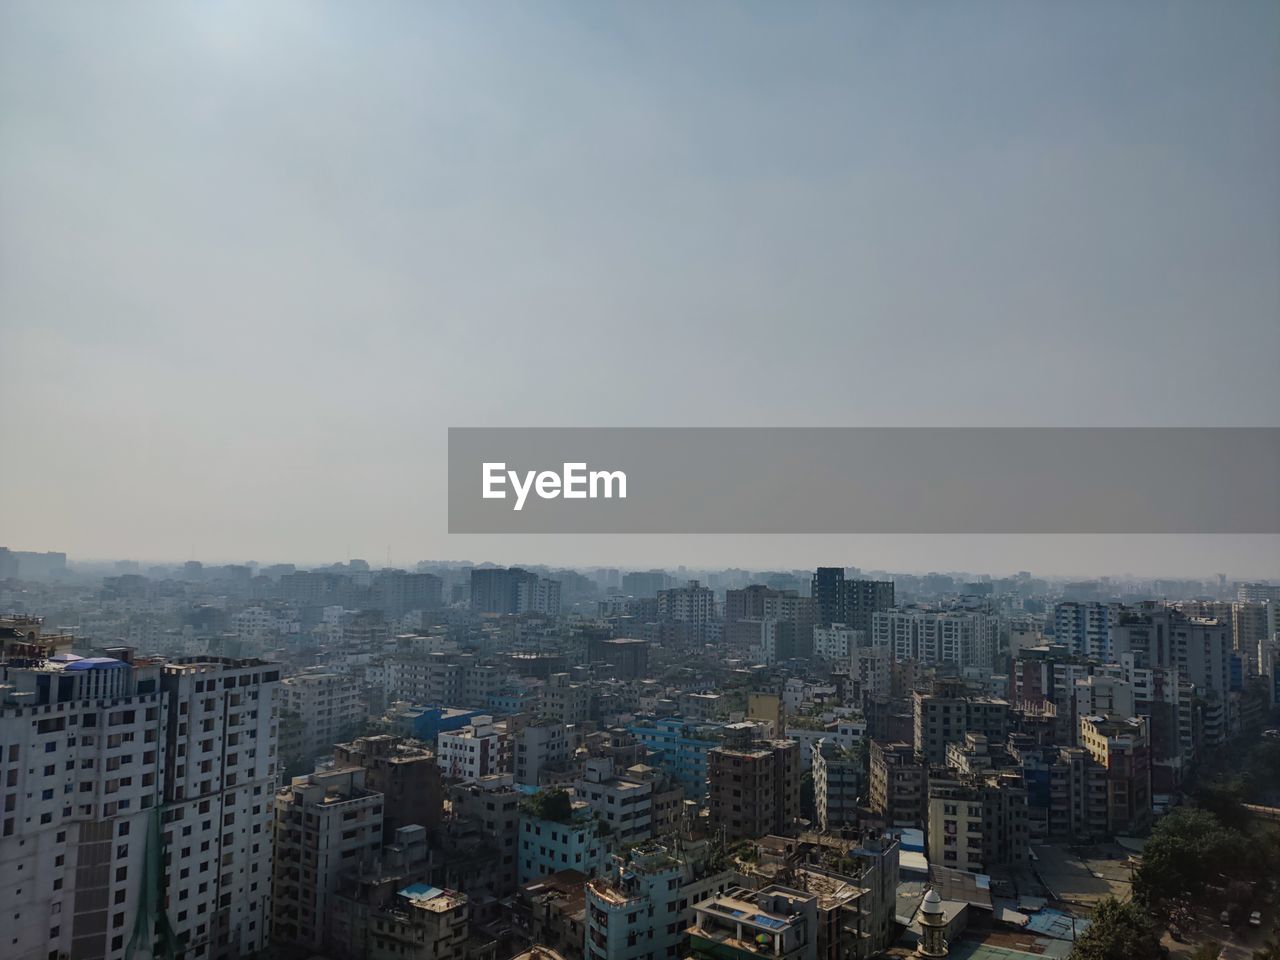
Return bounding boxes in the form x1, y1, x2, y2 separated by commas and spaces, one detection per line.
1246, 738, 1280, 802
1068, 897, 1162, 960
523, 788, 574, 824
1255, 936, 1280, 960
1134, 807, 1248, 914
1193, 778, 1251, 831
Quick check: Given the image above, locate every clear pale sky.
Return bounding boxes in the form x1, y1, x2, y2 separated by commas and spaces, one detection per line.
2, 2, 1277, 578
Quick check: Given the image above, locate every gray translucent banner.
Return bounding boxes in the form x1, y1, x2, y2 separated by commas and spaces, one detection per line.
448, 428, 1280, 534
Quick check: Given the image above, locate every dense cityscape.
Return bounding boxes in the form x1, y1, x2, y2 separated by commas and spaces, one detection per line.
4, 5, 1279, 960
1, 548, 1277, 960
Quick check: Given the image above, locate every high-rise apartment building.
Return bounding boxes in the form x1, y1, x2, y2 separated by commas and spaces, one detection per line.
0, 654, 166, 960
585, 839, 736, 960
812, 738, 862, 832
812, 567, 847, 626
1112, 605, 1232, 743
1232, 602, 1272, 666
279, 673, 364, 764
621, 570, 670, 598
656, 580, 716, 625
518, 796, 614, 885
1079, 714, 1152, 835
159, 657, 281, 960
573, 757, 682, 845
873, 610, 996, 670
926, 771, 1029, 872
707, 739, 800, 841
369, 570, 443, 618
724, 584, 786, 625
271, 767, 383, 949
332, 735, 442, 840
1237, 582, 1280, 604
868, 740, 925, 827
436, 715, 503, 781
0, 650, 283, 960
1052, 602, 1119, 659
513, 719, 571, 787
843, 579, 895, 634
811, 569, 894, 632
812, 624, 865, 661
470, 568, 561, 616
912, 680, 1010, 766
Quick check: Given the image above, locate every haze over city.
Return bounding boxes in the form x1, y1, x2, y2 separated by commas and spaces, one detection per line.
2, 1, 1278, 576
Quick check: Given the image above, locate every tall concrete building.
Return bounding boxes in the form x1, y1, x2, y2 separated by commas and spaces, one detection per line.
656, 580, 716, 625
0, 654, 167, 960
926, 771, 1029, 873
912, 680, 1010, 766
333, 735, 443, 840
513, 719, 571, 787
621, 570, 670, 598
843, 579, 896, 634
873, 610, 996, 670
518, 795, 614, 885
0, 650, 284, 960
1079, 714, 1152, 835
573, 757, 683, 845
436, 715, 503, 781
279, 673, 364, 764
361, 883, 472, 960
470, 568, 561, 615
584, 838, 736, 960
812, 567, 847, 626
1237, 583, 1280, 604
812, 738, 862, 832
369, 570, 443, 618
1112, 604, 1232, 743
1233, 602, 1272, 667
159, 656, 282, 959
707, 739, 800, 841
448, 774, 522, 895
811, 569, 894, 632
812, 624, 865, 661
1053, 601, 1119, 659
868, 740, 925, 827
271, 767, 383, 949
725, 584, 788, 625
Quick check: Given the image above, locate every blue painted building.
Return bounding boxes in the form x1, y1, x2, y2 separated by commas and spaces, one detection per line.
388, 705, 485, 742
629, 715, 727, 799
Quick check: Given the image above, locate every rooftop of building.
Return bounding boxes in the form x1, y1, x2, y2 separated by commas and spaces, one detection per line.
586, 874, 645, 906
509, 948, 573, 960
690, 886, 816, 953
394, 883, 467, 913
793, 868, 867, 910
521, 870, 587, 912
165, 655, 278, 671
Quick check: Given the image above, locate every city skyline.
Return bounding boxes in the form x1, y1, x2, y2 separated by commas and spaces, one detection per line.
7, 534, 1278, 582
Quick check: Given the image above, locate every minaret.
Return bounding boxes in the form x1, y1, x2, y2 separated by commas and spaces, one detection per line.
917, 888, 949, 958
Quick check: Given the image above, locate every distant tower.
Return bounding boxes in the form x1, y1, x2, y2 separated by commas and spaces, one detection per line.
917, 888, 948, 958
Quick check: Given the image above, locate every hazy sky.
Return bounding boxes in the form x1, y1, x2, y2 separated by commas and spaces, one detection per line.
2, 2, 1278, 577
